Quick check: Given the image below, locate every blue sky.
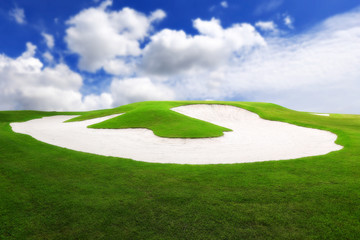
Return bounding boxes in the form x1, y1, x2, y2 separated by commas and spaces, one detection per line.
0, 0, 360, 113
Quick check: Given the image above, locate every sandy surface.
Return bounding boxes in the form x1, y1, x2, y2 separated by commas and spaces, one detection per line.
312, 113, 330, 116
10, 104, 342, 164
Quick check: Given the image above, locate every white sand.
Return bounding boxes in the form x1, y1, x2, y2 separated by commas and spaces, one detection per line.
311, 113, 330, 116
10, 104, 342, 164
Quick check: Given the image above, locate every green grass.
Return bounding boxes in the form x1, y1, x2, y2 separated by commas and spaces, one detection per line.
68, 101, 232, 138
1, 101, 360, 239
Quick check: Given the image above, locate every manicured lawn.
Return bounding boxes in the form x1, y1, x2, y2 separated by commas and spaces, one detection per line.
82, 101, 231, 138
1, 101, 360, 239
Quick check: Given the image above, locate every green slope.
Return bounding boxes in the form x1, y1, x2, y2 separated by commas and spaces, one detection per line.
65, 101, 299, 138
77, 101, 232, 138
1, 101, 360, 239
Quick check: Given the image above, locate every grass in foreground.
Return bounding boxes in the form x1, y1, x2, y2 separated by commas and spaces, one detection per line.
1, 101, 360, 239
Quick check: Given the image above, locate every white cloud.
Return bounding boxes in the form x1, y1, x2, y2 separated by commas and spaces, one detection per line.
0, 43, 171, 111
9, 7, 26, 24
255, 21, 278, 32
284, 14, 294, 29
3, 3, 360, 114
141, 18, 265, 76
193, 18, 224, 37
110, 77, 175, 106
0, 43, 111, 111
103, 58, 136, 76
220, 1, 228, 8
149, 9, 166, 22
21, 42, 37, 58
98, 0, 112, 10
42, 51, 54, 63
162, 9, 360, 113
65, 1, 165, 74
83, 93, 113, 110
41, 32, 55, 49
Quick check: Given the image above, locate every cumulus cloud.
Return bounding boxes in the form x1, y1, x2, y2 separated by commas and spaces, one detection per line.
0, 41, 176, 111
110, 77, 175, 106
164, 9, 360, 113
83, 93, 113, 110
0, 43, 113, 111
149, 9, 167, 22
103, 58, 136, 76
0, 43, 80, 110
4, 2, 360, 114
41, 32, 55, 49
42, 51, 54, 63
98, 0, 112, 10
255, 21, 278, 33
9, 7, 26, 24
141, 18, 265, 76
65, 0, 165, 74
21, 42, 36, 58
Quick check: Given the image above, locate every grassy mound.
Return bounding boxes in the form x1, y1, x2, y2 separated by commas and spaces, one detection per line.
1, 101, 360, 239
66, 100, 342, 138
65, 101, 296, 138
71, 101, 232, 138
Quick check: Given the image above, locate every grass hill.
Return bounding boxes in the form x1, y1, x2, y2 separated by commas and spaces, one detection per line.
1, 101, 360, 239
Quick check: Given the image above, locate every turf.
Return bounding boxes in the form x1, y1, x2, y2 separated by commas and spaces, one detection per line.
70, 101, 232, 138
1, 101, 360, 239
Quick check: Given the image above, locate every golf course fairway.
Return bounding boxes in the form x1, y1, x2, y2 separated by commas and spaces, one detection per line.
11, 104, 342, 164
1, 101, 360, 239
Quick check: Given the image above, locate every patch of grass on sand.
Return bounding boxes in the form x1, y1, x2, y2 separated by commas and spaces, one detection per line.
67, 101, 233, 138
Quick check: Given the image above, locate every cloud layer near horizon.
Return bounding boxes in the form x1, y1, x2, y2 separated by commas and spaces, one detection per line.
1, 1, 360, 113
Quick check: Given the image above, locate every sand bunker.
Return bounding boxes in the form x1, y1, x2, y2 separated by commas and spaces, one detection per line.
311, 113, 330, 116
10, 104, 342, 164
